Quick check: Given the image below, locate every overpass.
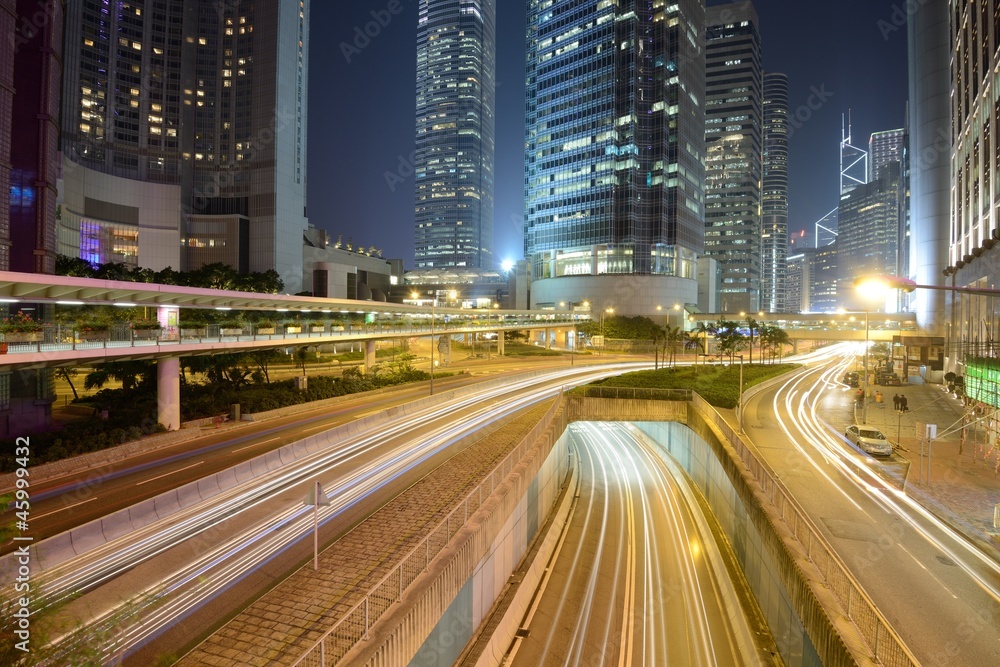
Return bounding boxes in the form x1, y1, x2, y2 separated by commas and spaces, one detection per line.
0, 271, 579, 430
0, 271, 923, 426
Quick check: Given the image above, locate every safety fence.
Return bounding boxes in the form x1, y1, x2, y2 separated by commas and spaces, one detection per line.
691, 392, 918, 667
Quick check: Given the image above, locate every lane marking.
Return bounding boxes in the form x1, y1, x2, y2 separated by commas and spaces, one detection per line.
302, 424, 333, 434
34, 497, 97, 520
136, 460, 205, 486
233, 437, 279, 453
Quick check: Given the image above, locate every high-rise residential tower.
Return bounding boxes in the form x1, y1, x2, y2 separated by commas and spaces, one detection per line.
58, 0, 310, 291
704, 1, 763, 314
523, 1, 706, 317
413, 0, 496, 270
762, 72, 789, 313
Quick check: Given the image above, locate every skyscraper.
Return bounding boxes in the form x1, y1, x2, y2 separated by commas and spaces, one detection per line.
704, 1, 763, 314
946, 0, 998, 359
58, 0, 310, 291
868, 128, 905, 182
837, 162, 903, 310
523, 0, 706, 316
762, 72, 789, 313
840, 115, 868, 196
413, 0, 496, 270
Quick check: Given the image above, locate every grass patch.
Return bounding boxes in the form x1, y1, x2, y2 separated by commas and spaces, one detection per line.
582, 363, 800, 408
503, 342, 565, 357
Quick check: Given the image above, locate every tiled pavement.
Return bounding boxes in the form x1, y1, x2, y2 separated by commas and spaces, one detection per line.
175, 401, 554, 667
850, 378, 1000, 552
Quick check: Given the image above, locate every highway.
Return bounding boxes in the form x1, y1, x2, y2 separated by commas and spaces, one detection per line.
507, 422, 760, 667
19, 363, 649, 663
1, 356, 600, 552
743, 344, 1000, 665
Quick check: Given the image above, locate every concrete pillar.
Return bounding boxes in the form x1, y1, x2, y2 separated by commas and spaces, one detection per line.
157, 357, 181, 431
545, 328, 552, 349
497, 332, 505, 356
364, 339, 376, 372
792, 340, 799, 355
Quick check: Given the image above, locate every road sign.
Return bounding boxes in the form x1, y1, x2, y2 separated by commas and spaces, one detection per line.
915, 422, 937, 439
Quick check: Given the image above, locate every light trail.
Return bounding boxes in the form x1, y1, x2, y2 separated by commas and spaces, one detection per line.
32, 363, 650, 662
511, 422, 752, 666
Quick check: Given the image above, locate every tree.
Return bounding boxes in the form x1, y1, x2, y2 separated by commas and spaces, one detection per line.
664, 325, 685, 368
56, 255, 97, 277
759, 325, 791, 363
745, 316, 760, 364
714, 318, 747, 362
84, 361, 154, 392
57, 367, 81, 400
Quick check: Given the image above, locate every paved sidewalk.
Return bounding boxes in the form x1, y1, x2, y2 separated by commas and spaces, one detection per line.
852, 378, 1000, 553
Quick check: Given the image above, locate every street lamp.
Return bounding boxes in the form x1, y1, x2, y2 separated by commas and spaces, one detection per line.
565, 300, 589, 365
412, 290, 437, 395
600, 307, 614, 355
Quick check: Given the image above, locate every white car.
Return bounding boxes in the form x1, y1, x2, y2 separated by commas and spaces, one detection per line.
845, 425, 893, 456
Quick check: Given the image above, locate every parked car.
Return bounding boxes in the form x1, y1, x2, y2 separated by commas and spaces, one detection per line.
842, 371, 860, 387
845, 425, 893, 456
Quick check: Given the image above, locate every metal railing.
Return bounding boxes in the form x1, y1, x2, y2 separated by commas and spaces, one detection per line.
0, 320, 554, 357
690, 392, 918, 667
582, 386, 692, 402
290, 393, 564, 667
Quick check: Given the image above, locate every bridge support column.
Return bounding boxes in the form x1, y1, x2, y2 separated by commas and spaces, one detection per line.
364, 339, 376, 373
792, 340, 798, 355
157, 357, 181, 431
497, 332, 504, 356
545, 328, 552, 349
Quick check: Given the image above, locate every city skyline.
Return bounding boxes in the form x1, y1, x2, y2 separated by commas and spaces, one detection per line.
319, 0, 909, 268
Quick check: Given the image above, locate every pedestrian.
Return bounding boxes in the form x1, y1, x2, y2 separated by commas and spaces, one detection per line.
875, 390, 883, 404
900, 394, 908, 412
892, 393, 900, 410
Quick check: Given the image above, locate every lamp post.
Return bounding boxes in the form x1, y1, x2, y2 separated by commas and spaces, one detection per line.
564, 300, 588, 365
735, 354, 745, 434
600, 307, 614, 355
863, 307, 870, 423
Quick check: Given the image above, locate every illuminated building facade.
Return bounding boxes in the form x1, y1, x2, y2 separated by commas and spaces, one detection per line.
413, 0, 496, 270
762, 71, 789, 313
523, 0, 706, 317
704, 1, 763, 314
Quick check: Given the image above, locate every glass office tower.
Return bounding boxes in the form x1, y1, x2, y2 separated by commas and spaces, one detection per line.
762, 72, 789, 313
414, 0, 496, 270
523, 0, 706, 316
704, 1, 763, 315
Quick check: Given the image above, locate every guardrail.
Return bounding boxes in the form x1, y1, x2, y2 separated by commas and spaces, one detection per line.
691, 392, 918, 667
290, 392, 564, 667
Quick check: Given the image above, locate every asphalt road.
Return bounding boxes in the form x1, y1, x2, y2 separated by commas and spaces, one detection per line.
2, 356, 607, 555
741, 347, 1000, 666
24, 363, 648, 663
509, 422, 753, 667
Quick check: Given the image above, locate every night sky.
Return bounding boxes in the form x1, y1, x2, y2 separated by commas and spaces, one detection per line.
310, 1, 909, 268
